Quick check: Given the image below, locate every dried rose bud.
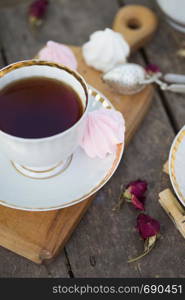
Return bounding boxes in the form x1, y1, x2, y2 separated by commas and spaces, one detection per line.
28, 0, 49, 26
128, 234, 158, 263
128, 213, 160, 263
124, 180, 147, 200
136, 213, 160, 240
113, 180, 147, 211
131, 195, 145, 211
145, 64, 161, 74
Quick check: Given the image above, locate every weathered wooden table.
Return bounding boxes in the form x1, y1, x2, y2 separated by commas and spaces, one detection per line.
0, 0, 184, 278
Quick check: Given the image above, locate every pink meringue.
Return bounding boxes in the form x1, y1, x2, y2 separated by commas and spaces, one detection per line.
80, 108, 125, 159
38, 41, 78, 70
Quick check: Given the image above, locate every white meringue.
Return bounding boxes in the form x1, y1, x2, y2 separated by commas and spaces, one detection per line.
82, 28, 130, 73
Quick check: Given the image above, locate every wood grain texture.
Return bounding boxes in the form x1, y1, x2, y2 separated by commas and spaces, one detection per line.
48, 1, 185, 279
0, 0, 181, 278
0, 0, 121, 274
0, 0, 119, 276
48, 53, 176, 278
0, 0, 119, 61
124, 0, 185, 131
0, 247, 49, 278
122, 0, 185, 278
56, 91, 176, 277
0, 0, 29, 8
0, 52, 52, 277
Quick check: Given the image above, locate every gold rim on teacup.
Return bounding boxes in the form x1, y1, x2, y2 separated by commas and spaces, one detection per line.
169, 128, 185, 207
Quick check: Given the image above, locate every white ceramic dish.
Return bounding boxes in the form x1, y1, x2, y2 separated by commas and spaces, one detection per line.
0, 86, 124, 211
157, 0, 185, 33
169, 125, 185, 207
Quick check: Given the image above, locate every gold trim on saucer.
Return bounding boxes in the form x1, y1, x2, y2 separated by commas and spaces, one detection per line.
20, 160, 64, 173
170, 130, 185, 204
88, 88, 112, 109
7, 144, 123, 210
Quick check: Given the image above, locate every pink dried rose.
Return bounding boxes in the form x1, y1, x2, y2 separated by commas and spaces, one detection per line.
28, 0, 49, 26
112, 179, 161, 262
124, 180, 147, 199
145, 64, 161, 75
112, 180, 147, 211
128, 213, 160, 263
137, 213, 160, 240
124, 180, 147, 211
131, 195, 145, 211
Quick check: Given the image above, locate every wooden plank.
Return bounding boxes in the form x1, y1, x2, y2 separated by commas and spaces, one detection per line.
123, 0, 185, 278
0, 0, 119, 61
0, 0, 29, 8
0, 0, 177, 278
49, 53, 176, 277
0, 0, 120, 275
0, 247, 49, 278
0, 52, 51, 277
60, 92, 175, 277
0, 18, 153, 266
53, 1, 185, 278
123, 0, 185, 131
0, 0, 116, 277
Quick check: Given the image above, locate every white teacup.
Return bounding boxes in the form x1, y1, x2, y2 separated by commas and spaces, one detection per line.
157, 0, 185, 33
0, 60, 89, 179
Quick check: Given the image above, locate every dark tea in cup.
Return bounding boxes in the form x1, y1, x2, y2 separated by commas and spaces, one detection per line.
0, 76, 83, 138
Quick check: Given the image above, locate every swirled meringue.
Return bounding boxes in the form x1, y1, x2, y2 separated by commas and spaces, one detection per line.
82, 28, 130, 73
80, 108, 125, 159
38, 41, 78, 70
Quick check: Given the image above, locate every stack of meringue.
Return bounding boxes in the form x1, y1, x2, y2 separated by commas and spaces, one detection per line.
82, 28, 130, 73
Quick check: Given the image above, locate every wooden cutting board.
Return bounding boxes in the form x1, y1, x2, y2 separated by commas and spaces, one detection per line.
0, 5, 158, 263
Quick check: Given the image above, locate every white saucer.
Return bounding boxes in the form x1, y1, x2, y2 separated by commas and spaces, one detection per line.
0, 86, 124, 211
169, 125, 185, 207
